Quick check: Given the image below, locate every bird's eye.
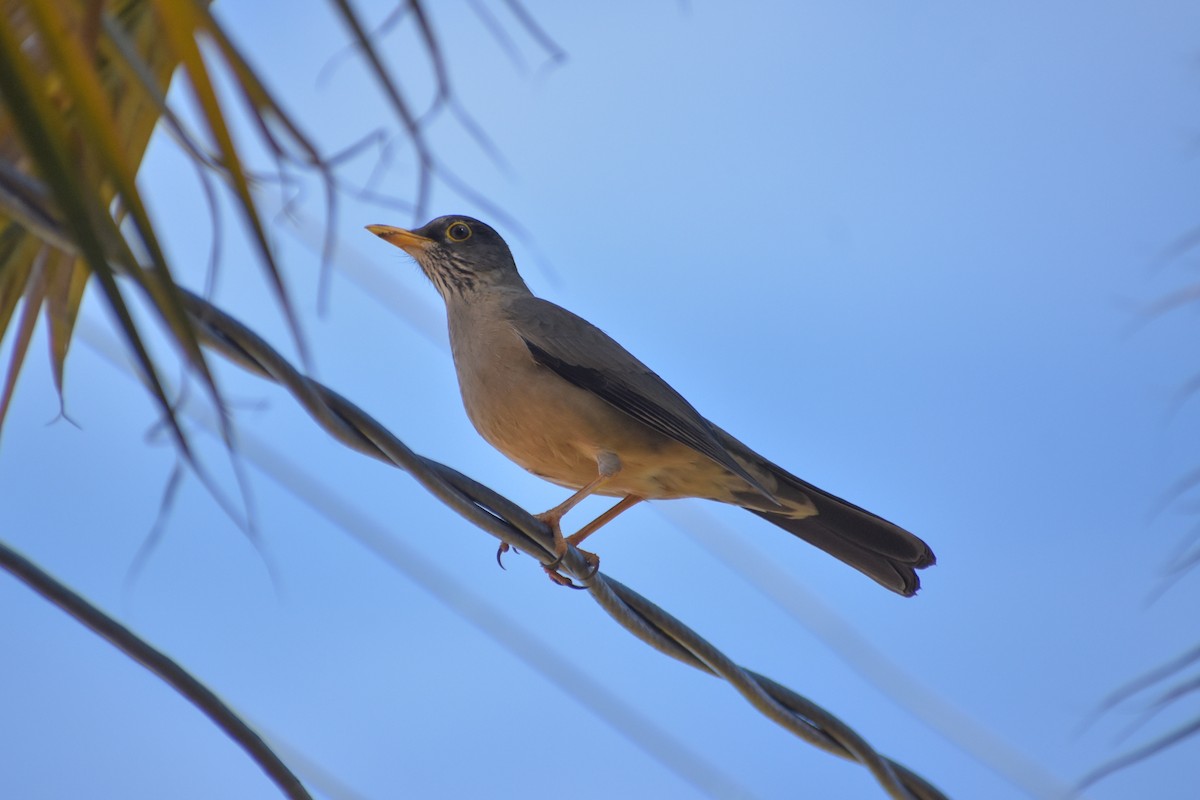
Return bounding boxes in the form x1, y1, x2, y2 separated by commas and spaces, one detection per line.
446, 222, 471, 241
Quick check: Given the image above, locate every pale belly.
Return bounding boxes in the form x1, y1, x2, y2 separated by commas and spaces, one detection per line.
455, 348, 739, 501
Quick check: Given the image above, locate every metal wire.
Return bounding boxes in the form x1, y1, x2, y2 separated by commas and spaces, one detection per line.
662, 503, 1070, 799
81, 319, 759, 800
179, 287, 948, 800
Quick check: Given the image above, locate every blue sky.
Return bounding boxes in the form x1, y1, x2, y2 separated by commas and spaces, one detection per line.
3, 1, 1200, 798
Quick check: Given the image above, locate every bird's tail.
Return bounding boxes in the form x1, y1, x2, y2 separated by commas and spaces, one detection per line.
715, 430, 935, 597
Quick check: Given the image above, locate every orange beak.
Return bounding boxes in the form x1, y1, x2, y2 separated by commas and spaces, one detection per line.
365, 224, 434, 256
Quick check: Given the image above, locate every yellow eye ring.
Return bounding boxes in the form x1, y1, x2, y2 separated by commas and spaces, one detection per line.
446, 222, 472, 241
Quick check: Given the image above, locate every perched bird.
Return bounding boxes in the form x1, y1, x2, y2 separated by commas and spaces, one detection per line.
366, 216, 935, 595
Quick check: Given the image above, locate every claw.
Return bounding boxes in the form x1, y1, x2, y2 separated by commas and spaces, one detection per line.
542, 546, 600, 589
545, 568, 588, 589
543, 547, 565, 572
496, 541, 511, 570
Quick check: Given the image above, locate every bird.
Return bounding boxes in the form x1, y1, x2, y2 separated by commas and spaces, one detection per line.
366, 215, 935, 595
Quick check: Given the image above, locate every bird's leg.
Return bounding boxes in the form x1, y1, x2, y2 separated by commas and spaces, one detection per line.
537, 452, 624, 586
565, 495, 643, 551
534, 473, 610, 533
496, 459, 613, 570
540, 495, 642, 585
495, 462, 617, 571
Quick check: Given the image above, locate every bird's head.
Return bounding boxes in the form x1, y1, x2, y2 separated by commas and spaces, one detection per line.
366, 215, 525, 299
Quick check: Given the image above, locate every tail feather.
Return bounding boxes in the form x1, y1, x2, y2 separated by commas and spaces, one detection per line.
749, 498, 933, 596
715, 430, 935, 596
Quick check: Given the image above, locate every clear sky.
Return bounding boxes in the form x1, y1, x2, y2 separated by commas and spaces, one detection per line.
3, 2, 1200, 798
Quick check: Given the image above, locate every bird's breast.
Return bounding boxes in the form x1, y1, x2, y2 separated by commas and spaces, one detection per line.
447, 314, 709, 497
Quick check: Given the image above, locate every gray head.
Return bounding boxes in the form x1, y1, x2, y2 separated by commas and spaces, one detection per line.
366, 215, 527, 300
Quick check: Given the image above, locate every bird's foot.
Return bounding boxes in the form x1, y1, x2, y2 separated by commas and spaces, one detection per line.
542, 539, 600, 589
531, 509, 600, 588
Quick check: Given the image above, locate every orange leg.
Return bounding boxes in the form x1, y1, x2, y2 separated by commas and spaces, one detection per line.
541, 453, 641, 585
496, 453, 642, 585
535, 474, 612, 586
539, 494, 644, 586
534, 472, 611, 534
497, 466, 617, 570
565, 495, 644, 550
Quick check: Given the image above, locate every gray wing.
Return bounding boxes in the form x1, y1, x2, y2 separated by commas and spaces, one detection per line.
506, 295, 776, 502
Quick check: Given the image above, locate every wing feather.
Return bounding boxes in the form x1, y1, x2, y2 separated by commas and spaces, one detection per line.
508, 296, 774, 501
